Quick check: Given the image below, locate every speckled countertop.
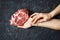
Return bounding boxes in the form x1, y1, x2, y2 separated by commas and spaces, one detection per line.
0, 0, 60, 40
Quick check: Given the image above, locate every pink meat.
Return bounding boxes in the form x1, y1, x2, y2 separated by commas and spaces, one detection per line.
9, 9, 29, 26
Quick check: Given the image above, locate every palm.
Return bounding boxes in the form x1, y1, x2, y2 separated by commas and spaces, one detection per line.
17, 18, 32, 29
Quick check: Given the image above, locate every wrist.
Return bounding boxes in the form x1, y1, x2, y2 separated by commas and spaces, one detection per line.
49, 11, 56, 18
49, 5, 60, 17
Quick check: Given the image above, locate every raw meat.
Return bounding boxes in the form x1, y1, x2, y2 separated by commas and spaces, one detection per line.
9, 9, 29, 26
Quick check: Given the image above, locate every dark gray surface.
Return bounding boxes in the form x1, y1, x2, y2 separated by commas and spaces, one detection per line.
0, 0, 60, 40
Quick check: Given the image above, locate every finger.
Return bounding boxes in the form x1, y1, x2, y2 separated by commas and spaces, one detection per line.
32, 15, 43, 24
31, 15, 38, 22
32, 13, 44, 24
37, 18, 47, 23
32, 17, 40, 24
17, 25, 30, 29
17, 26, 23, 28
17, 26, 21, 28
37, 19, 44, 23
29, 15, 38, 22
30, 13, 39, 18
31, 23, 38, 26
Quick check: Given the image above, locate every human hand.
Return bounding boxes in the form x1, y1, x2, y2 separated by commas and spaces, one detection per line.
17, 17, 33, 29
30, 12, 53, 24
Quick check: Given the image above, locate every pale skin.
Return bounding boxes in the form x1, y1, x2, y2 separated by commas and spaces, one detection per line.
17, 4, 60, 30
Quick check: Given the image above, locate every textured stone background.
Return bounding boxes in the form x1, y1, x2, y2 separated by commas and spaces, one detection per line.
0, 0, 60, 40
